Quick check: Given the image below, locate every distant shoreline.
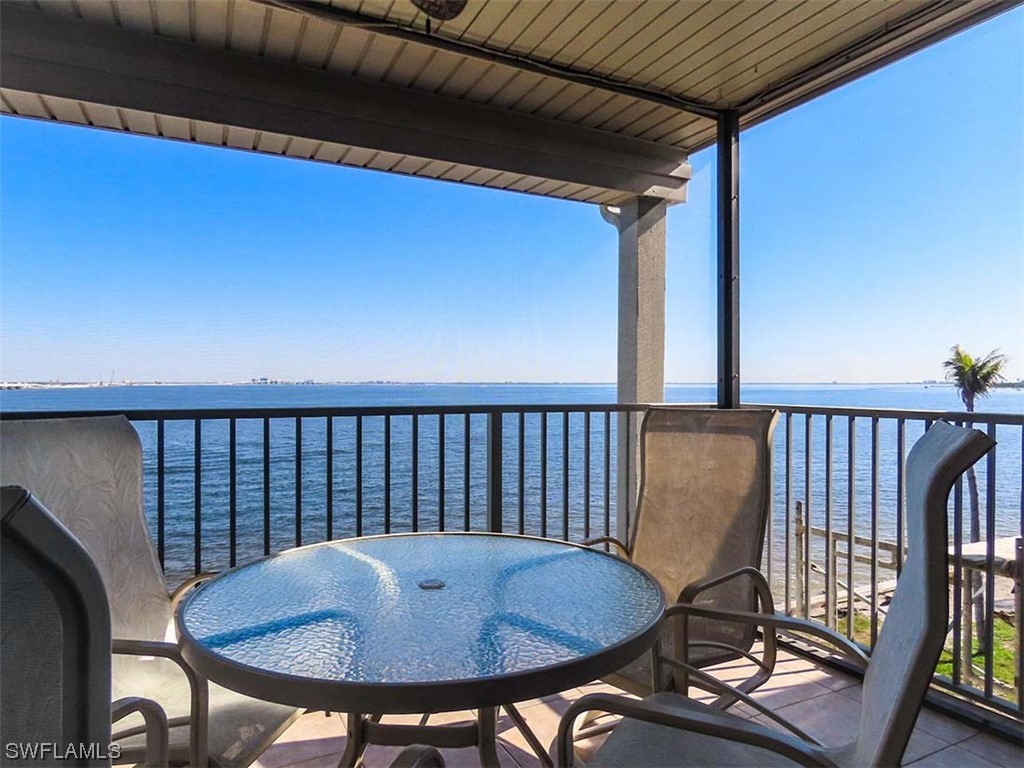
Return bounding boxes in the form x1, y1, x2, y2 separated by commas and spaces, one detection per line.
0, 380, 985, 391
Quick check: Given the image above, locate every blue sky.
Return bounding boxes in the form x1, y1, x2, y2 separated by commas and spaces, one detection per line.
1, 8, 1021, 385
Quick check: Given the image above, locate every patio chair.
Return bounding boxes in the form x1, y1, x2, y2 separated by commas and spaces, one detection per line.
1, 486, 169, 767
0, 416, 300, 767
585, 407, 780, 702
556, 419, 995, 768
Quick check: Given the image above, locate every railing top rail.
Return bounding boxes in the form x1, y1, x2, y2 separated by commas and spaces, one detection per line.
0, 402, 1020, 423
743, 402, 1024, 425
0, 402, 665, 421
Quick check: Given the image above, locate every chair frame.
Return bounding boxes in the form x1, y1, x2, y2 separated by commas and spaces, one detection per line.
107, 570, 219, 765
2, 487, 170, 767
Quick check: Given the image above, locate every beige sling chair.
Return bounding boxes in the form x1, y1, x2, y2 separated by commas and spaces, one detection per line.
557, 419, 994, 767
584, 408, 781, 704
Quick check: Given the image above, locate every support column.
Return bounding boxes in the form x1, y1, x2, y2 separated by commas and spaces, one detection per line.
602, 197, 667, 543
717, 109, 741, 408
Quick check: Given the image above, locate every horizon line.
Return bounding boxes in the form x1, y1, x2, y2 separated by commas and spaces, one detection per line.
2, 379, 971, 387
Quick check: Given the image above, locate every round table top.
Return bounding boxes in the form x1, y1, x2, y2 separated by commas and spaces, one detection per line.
177, 532, 664, 713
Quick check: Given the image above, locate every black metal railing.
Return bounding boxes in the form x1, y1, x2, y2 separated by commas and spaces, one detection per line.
2, 404, 650, 581
3, 402, 1022, 726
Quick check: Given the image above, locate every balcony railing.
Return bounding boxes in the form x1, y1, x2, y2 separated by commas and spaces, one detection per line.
3, 402, 1021, 729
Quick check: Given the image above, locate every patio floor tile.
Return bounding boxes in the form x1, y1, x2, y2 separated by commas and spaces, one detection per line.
749, 689, 949, 763
957, 732, 1024, 768
904, 743, 1005, 767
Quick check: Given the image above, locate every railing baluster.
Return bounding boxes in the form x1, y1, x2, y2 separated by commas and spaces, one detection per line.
541, 411, 548, 539
804, 414, 812, 619
263, 417, 271, 556
870, 416, 879, 646
356, 415, 363, 537
327, 416, 334, 540
562, 411, 570, 541
194, 418, 201, 575
383, 415, 390, 535
584, 412, 591, 541
518, 412, 525, 535
438, 414, 446, 532
604, 410, 611, 541
229, 418, 237, 568
412, 415, 419, 532
896, 418, 906, 576
953, 460, 964, 685
766, 415, 774, 606
624, 411, 632, 541
784, 413, 792, 615
487, 411, 503, 533
984, 423, 997, 697
295, 417, 302, 548
464, 413, 470, 532
824, 414, 833, 628
846, 415, 855, 640
157, 419, 165, 569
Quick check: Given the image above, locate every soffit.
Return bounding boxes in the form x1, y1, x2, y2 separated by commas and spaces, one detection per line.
0, 1, 1015, 203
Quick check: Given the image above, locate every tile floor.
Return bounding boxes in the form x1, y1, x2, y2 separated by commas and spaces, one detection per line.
255, 649, 1022, 768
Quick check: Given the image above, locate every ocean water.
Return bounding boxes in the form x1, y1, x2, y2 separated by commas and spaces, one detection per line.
2, 383, 1021, 587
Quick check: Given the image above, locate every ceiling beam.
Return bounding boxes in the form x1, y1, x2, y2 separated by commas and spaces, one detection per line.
0, 5, 691, 202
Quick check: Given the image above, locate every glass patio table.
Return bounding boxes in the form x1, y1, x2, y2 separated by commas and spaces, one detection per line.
177, 532, 664, 767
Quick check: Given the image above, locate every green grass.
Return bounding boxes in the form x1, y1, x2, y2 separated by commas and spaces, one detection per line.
936, 619, 1018, 701
830, 611, 1019, 703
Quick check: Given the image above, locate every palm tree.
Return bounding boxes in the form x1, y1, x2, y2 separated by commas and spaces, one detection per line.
942, 345, 1007, 656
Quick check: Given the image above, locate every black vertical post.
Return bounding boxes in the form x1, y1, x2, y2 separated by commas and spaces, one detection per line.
717, 109, 740, 409
487, 411, 503, 533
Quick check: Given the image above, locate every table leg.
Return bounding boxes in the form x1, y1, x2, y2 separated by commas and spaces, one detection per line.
339, 712, 367, 768
477, 707, 501, 768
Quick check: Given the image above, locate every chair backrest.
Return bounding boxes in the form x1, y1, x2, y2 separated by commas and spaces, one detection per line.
847, 421, 993, 767
0, 416, 170, 643
1, 487, 112, 767
631, 408, 778, 652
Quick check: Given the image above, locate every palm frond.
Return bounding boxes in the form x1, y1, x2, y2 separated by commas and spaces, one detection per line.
942, 345, 1009, 407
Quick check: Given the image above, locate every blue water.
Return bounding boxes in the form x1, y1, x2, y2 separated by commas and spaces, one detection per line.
2, 383, 1021, 587
3, 381, 1022, 413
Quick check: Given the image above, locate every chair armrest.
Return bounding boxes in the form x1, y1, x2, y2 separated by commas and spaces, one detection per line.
170, 571, 219, 611
664, 604, 869, 670
111, 696, 169, 768
389, 745, 446, 768
112, 639, 209, 767
580, 536, 630, 559
668, 568, 778, 707
678, 566, 774, 610
555, 693, 837, 768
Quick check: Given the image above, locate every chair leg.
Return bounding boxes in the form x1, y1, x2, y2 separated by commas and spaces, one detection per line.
191, 676, 210, 767
504, 703, 554, 767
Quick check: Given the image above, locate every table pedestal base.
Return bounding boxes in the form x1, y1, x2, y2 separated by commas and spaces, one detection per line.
339, 706, 553, 768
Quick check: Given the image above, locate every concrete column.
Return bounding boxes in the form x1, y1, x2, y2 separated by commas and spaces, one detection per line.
601, 197, 667, 543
